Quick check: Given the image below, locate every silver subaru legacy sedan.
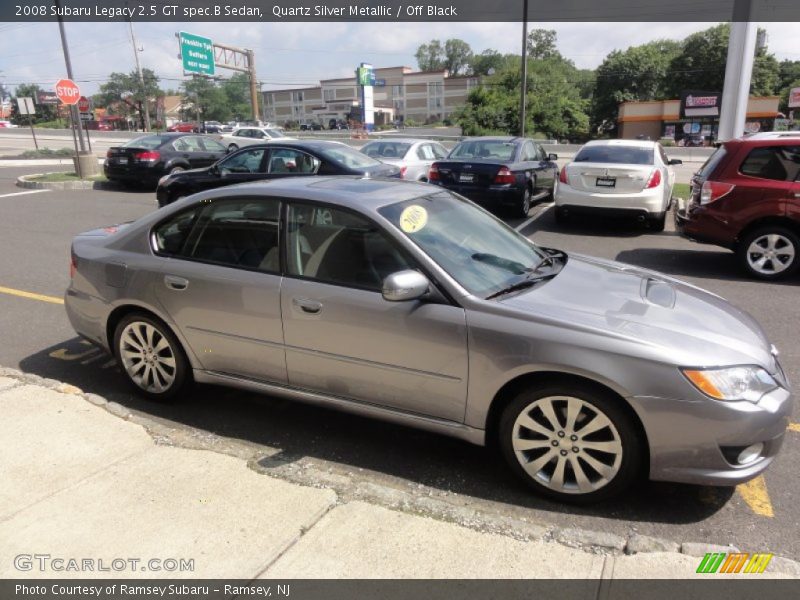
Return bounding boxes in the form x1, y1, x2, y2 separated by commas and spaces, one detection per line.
64, 177, 791, 503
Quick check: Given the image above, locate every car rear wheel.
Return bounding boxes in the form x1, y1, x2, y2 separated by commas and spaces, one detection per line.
737, 227, 799, 280
518, 185, 533, 218
114, 313, 190, 401
499, 383, 643, 503
228, 143, 239, 152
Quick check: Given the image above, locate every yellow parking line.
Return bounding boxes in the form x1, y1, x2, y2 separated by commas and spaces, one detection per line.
736, 475, 774, 518
789, 423, 800, 433
0, 285, 64, 305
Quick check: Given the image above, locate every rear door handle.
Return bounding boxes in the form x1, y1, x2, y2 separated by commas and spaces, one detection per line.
292, 297, 322, 314
164, 275, 189, 291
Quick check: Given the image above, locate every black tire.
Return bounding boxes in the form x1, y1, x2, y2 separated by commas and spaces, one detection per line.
113, 312, 191, 402
648, 212, 666, 232
498, 382, 643, 504
518, 184, 533, 219
737, 226, 800, 281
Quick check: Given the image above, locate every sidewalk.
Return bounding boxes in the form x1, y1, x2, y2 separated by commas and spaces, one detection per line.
0, 370, 795, 580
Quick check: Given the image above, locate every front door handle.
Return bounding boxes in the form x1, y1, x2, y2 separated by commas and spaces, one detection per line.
292, 297, 322, 314
164, 275, 189, 291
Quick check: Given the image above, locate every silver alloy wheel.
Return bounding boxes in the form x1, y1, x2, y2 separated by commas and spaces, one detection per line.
746, 233, 795, 275
511, 395, 623, 495
522, 188, 531, 215
119, 321, 177, 394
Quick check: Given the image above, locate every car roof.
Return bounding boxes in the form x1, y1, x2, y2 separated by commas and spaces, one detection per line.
583, 139, 657, 149
187, 176, 437, 212
363, 138, 437, 146
459, 136, 522, 144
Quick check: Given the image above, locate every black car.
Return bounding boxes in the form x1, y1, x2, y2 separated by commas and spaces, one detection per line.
156, 140, 402, 207
105, 133, 228, 188
428, 137, 558, 217
199, 121, 224, 134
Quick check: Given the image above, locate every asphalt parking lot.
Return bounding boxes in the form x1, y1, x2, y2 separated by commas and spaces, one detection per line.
0, 163, 797, 559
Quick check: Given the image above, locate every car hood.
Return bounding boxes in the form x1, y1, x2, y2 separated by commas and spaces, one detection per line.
497, 253, 776, 370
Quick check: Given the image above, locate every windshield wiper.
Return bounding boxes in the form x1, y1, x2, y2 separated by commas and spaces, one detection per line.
471, 252, 529, 274
530, 249, 566, 272
485, 272, 557, 300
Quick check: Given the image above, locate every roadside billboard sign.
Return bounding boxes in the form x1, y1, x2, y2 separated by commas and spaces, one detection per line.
36, 90, 59, 105
179, 31, 215, 76
789, 87, 800, 109
680, 90, 721, 118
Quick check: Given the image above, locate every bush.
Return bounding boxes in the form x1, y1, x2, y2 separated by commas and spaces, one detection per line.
33, 120, 69, 129
660, 138, 676, 147
19, 147, 74, 158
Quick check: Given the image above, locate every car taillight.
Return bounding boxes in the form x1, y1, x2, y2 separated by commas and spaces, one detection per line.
559, 167, 569, 185
645, 169, 662, 189
700, 180, 735, 205
428, 163, 440, 181
133, 150, 160, 162
399, 165, 407, 178
494, 167, 515, 184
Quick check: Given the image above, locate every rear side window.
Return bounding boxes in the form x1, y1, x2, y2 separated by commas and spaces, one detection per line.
573, 145, 654, 165
697, 146, 728, 179
153, 208, 201, 256
740, 146, 800, 182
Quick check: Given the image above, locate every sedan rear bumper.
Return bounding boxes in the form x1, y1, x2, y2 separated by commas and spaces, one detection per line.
555, 184, 666, 215
432, 182, 522, 208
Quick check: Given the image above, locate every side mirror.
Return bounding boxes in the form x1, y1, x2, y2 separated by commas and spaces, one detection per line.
382, 270, 430, 302
548, 153, 558, 161
668, 159, 683, 165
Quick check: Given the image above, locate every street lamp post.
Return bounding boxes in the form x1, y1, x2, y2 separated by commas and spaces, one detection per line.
519, 0, 528, 137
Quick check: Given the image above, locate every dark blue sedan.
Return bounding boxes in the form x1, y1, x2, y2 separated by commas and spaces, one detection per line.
428, 137, 558, 218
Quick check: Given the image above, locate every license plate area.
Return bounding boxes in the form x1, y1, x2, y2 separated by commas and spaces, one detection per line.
458, 173, 474, 183
596, 177, 616, 188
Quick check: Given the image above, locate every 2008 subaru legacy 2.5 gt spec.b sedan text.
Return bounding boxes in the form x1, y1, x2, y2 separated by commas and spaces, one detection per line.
64, 177, 791, 503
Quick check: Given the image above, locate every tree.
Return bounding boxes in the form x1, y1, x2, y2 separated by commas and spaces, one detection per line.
181, 76, 228, 122
526, 29, 558, 60
443, 39, 473, 76
591, 40, 681, 132
469, 49, 512, 76
415, 40, 445, 72
665, 24, 780, 97
220, 73, 259, 121
95, 69, 161, 127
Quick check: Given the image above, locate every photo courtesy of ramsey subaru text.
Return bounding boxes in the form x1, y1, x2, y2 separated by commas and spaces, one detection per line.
65, 177, 791, 503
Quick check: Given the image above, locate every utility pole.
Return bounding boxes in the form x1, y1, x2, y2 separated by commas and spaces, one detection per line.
247, 49, 259, 122
519, 0, 528, 137
718, 0, 756, 141
128, 18, 151, 131
54, 0, 88, 178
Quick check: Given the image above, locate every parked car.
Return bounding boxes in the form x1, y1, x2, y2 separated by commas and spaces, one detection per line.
299, 123, 323, 131
216, 127, 296, 152
676, 132, 800, 280
360, 139, 449, 181
329, 119, 348, 130
167, 122, 199, 133
199, 121, 224, 134
65, 177, 791, 503
428, 137, 558, 217
0, 120, 18, 128
684, 134, 707, 147
554, 140, 680, 231
104, 133, 228, 188
156, 140, 401, 206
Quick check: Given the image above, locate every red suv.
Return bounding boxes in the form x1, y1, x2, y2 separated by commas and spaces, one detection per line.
676, 132, 800, 280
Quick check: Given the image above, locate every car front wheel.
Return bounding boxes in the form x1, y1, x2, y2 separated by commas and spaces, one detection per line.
737, 227, 799, 280
114, 313, 190, 401
499, 383, 643, 503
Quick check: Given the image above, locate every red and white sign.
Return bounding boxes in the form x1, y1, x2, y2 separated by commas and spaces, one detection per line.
77, 96, 91, 113
789, 87, 800, 109
54, 79, 81, 105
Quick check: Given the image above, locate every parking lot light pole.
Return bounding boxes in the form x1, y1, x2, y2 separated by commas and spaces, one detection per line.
519, 0, 528, 137
718, 0, 756, 141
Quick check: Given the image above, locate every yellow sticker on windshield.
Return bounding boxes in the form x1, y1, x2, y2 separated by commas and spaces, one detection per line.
399, 205, 428, 233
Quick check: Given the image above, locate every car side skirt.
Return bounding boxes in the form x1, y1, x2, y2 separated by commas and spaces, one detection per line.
194, 370, 486, 446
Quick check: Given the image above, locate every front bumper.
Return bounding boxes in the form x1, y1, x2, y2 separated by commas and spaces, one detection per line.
633, 385, 792, 486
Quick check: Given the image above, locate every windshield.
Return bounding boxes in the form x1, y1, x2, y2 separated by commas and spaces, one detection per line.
362, 142, 411, 159
378, 191, 553, 297
123, 135, 168, 149
319, 145, 382, 169
573, 145, 654, 165
450, 140, 517, 161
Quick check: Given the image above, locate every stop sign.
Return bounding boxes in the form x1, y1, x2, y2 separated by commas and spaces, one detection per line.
55, 79, 81, 105
77, 96, 91, 113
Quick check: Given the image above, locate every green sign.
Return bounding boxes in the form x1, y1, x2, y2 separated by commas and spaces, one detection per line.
179, 31, 215, 76
357, 66, 375, 87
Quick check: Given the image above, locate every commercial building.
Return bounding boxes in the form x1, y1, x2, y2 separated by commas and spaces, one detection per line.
617, 96, 781, 142
263, 66, 480, 127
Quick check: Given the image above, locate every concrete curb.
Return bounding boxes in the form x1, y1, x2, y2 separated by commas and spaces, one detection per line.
0, 364, 798, 574
16, 173, 121, 191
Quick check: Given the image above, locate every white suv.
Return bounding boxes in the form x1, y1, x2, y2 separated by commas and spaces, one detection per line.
554, 139, 680, 231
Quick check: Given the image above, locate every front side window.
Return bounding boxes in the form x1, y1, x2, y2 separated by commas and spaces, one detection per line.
187, 199, 281, 272
172, 136, 205, 152
199, 137, 227, 152
362, 142, 411, 159
219, 148, 267, 174
267, 148, 321, 174
286, 204, 412, 291
378, 192, 550, 298
740, 146, 800, 182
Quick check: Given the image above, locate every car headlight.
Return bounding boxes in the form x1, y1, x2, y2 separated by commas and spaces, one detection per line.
682, 366, 778, 403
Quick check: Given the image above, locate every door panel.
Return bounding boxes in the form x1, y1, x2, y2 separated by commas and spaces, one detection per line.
281, 279, 468, 421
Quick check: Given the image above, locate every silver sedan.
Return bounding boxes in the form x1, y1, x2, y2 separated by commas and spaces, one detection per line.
65, 177, 791, 503
360, 138, 449, 181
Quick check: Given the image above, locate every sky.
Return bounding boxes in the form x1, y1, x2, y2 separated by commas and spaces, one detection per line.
1, 21, 799, 96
